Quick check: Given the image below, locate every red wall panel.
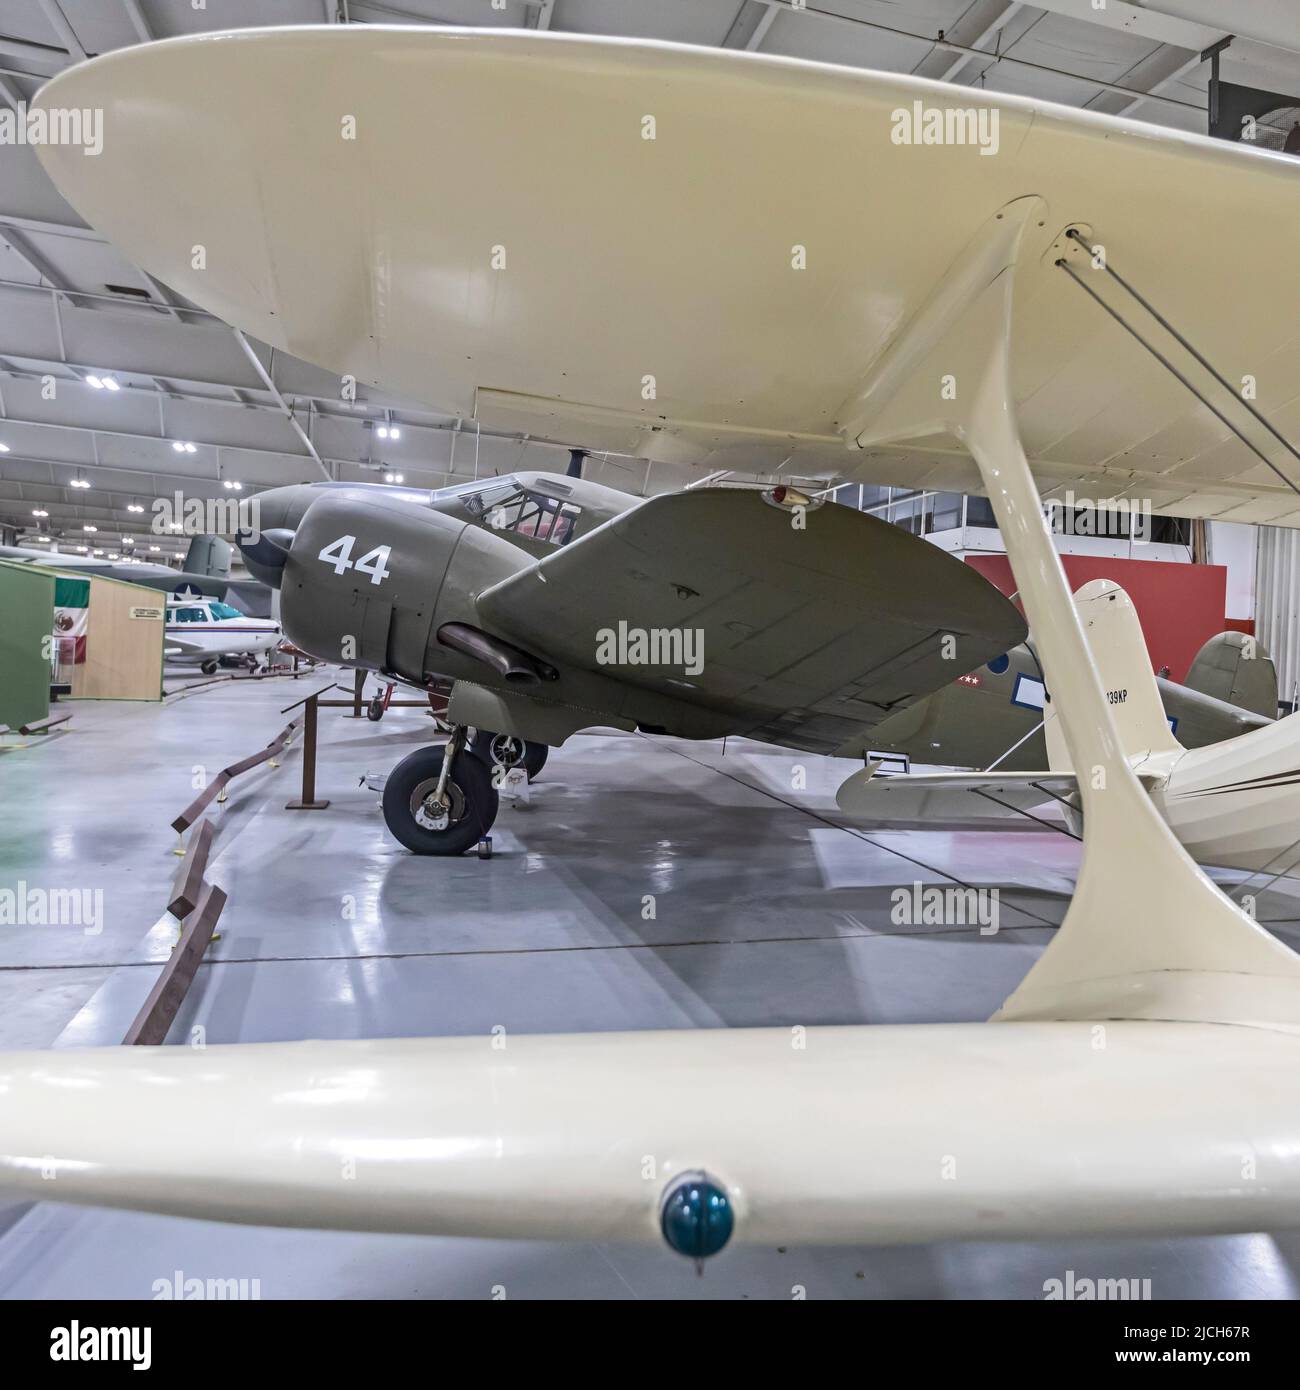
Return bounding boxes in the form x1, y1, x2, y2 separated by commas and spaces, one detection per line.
964, 553, 1226, 683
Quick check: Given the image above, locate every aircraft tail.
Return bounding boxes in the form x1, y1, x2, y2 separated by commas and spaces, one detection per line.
1184, 631, 1276, 719
183, 533, 232, 579
1044, 580, 1182, 772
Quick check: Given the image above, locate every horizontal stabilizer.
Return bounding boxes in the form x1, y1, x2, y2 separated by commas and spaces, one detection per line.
837, 768, 1077, 821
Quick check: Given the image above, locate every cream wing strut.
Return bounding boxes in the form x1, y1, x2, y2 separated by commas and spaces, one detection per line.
845, 196, 1300, 1028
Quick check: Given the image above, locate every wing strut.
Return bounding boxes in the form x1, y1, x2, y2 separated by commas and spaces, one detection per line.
1055, 250, 1300, 500
840, 195, 1300, 1028
1058, 228, 1300, 488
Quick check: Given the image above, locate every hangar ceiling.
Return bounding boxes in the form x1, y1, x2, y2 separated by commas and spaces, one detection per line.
0, 0, 1297, 562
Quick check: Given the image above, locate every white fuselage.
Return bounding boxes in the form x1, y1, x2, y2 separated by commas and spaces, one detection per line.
165, 601, 281, 665
1141, 716, 1300, 875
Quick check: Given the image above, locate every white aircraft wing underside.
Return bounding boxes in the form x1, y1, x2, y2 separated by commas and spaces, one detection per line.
3, 1024, 1300, 1245
31, 28, 1300, 523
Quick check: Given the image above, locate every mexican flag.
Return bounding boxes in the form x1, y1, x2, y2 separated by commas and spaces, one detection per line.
53, 576, 89, 665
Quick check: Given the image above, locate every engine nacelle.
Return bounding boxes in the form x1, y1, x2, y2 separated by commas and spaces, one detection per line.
277, 489, 533, 683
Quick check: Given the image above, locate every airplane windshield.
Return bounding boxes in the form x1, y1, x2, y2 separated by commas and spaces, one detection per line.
482, 491, 582, 546
209, 602, 242, 620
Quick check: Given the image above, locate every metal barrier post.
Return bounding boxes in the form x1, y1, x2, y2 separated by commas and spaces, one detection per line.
286, 692, 330, 810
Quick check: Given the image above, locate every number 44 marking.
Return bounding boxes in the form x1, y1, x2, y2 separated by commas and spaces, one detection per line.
317, 534, 392, 586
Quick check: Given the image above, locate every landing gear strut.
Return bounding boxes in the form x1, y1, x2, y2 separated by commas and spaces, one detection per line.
382, 726, 498, 855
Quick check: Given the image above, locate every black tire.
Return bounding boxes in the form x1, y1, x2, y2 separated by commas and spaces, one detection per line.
474, 730, 550, 782
200, 659, 219, 676
382, 744, 498, 856
366, 696, 385, 722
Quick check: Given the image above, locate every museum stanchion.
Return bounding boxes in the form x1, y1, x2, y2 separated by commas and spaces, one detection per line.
284, 685, 331, 811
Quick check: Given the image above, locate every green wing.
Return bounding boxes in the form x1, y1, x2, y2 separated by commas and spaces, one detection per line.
477, 489, 1025, 754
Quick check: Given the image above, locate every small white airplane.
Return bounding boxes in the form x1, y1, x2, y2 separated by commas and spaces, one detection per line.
6, 28, 1300, 1263
839, 580, 1300, 878
165, 595, 281, 675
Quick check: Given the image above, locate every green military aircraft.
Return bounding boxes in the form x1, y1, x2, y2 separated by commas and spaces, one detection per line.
237, 472, 1262, 856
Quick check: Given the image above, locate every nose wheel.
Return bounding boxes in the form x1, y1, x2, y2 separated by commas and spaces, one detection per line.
382, 728, 499, 855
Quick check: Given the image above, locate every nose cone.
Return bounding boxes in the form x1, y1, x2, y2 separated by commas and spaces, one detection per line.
244, 483, 325, 535
236, 484, 324, 588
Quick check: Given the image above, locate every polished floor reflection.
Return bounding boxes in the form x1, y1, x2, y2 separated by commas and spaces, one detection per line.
2, 669, 1298, 1298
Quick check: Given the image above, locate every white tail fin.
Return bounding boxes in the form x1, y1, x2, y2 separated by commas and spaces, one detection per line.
1044, 580, 1182, 773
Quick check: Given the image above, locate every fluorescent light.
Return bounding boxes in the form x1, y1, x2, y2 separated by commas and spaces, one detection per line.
149, 545, 160, 552
377, 425, 389, 439
0, 443, 10, 453
31, 508, 48, 517
384, 471, 404, 484
184, 442, 197, 454
83, 524, 97, 533
127, 503, 144, 513
389, 427, 401, 440
86, 375, 104, 389
102, 376, 120, 391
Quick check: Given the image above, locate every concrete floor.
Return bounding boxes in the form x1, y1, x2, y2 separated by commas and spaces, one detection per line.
2, 667, 1299, 1299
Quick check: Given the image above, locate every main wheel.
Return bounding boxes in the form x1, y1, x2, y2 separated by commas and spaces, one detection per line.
366, 695, 386, 722
200, 659, 219, 676
382, 744, 498, 855
474, 730, 550, 781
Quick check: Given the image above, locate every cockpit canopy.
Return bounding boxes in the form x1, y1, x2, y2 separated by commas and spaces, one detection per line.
462, 485, 582, 546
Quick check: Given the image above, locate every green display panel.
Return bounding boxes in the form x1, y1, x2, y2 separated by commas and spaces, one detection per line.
0, 561, 54, 731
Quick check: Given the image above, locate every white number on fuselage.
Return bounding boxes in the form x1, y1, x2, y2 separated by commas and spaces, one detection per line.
317, 534, 392, 586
